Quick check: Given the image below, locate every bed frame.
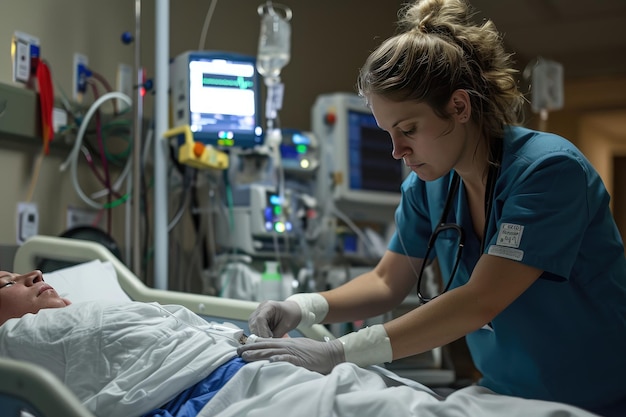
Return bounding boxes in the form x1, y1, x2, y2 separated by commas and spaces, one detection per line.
12, 235, 333, 340
0, 357, 94, 417
2, 234, 334, 417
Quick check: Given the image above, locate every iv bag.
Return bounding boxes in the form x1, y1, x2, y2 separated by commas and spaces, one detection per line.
257, 2, 292, 84
530, 58, 564, 113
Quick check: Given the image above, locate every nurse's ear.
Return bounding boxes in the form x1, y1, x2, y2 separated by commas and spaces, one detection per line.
449, 89, 471, 123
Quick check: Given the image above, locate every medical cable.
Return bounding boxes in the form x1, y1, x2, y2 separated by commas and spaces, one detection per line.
23, 62, 62, 202
23, 150, 45, 203
139, 123, 155, 276
60, 91, 133, 210
331, 206, 379, 259
167, 166, 194, 232
198, 0, 219, 50
184, 180, 214, 292
88, 69, 124, 116
399, 140, 503, 303
90, 119, 133, 200
87, 82, 113, 225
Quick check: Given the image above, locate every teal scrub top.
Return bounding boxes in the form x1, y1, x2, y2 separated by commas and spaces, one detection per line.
388, 126, 626, 412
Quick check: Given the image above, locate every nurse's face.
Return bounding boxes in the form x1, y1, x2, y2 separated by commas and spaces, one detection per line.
369, 92, 471, 182
0, 270, 70, 325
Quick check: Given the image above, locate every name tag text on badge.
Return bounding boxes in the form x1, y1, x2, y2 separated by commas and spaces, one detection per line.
496, 223, 524, 248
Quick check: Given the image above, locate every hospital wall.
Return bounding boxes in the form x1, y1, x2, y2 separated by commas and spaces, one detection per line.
0, 0, 625, 267
0, 0, 403, 264
543, 76, 626, 250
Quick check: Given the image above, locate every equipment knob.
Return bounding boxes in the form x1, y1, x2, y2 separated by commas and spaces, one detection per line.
193, 141, 205, 158
121, 31, 134, 45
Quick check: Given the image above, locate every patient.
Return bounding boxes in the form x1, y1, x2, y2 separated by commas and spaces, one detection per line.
0, 269, 246, 417
0, 269, 600, 417
0, 269, 71, 324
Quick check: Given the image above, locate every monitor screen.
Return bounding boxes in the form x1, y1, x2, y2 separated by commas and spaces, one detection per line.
347, 110, 404, 194
173, 51, 264, 149
312, 92, 406, 219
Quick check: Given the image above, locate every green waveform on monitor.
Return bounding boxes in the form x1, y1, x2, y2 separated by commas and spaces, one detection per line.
203, 76, 253, 89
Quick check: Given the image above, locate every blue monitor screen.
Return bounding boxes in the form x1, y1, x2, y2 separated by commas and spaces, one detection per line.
347, 110, 404, 193
187, 52, 263, 148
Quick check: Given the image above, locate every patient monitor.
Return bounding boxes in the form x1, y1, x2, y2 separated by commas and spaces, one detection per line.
170, 50, 264, 150
312, 93, 406, 221
311, 93, 407, 260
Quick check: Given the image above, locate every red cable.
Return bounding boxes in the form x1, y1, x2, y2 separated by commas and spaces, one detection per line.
35, 59, 54, 154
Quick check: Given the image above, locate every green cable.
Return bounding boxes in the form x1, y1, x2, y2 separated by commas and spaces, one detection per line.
101, 119, 132, 161
102, 193, 129, 209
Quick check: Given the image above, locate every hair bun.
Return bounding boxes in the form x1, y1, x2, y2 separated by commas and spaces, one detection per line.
399, 0, 471, 35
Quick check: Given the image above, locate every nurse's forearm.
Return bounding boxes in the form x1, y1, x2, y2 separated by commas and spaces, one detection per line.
320, 271, 404, 324
384, 285, 493, 361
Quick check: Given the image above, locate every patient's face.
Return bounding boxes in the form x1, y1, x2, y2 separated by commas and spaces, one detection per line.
0, 270, 70, 325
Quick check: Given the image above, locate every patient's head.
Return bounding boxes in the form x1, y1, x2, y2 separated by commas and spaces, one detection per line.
0, 270, 71, 325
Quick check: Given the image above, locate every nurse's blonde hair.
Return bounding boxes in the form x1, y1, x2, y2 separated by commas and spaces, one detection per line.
357, 0, 524, 161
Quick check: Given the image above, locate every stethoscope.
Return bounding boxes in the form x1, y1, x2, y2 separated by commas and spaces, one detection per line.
416, 140, 503, 304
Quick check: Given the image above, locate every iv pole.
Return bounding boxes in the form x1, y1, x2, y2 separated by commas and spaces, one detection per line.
131, 0, 143, 278
153, 0, 170, 290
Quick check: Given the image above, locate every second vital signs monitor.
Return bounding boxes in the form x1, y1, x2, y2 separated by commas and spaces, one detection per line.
171, 51, 264, 149
312, 93, 406, 216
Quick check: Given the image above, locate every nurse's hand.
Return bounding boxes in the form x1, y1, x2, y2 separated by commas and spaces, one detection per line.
248, 300, 301, 338
237, 337, 345, 375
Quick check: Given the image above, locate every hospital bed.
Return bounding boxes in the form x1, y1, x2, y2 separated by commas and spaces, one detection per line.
11, 235, 332, 340
2, 234, 332, 417
1, 235, 601, 417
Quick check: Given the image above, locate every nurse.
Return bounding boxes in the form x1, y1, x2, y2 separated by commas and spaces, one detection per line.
237, 0, 626, 415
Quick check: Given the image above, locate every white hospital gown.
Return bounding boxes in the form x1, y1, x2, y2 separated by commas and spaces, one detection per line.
0, 301, 238, 417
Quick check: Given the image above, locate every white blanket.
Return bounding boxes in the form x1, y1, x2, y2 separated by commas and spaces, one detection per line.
200, 361, 600, 417
0, 300, 601, 417
0, 301, 237, 417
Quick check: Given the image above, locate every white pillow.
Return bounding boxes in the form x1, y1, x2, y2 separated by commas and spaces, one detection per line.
43, 260, 132, 303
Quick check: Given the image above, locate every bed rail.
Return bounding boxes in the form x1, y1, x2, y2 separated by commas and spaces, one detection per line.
14, 235, 334, 341
0, 357, 94, 417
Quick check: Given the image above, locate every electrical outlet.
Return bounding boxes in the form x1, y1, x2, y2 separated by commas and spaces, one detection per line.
116, 63, 133, 111
66, 205, 99, 229
73, 53, 90, 103
11, 31, 40, 84
16, 202, 39, 245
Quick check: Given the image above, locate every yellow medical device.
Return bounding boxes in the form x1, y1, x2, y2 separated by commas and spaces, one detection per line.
163, 125, 229, 170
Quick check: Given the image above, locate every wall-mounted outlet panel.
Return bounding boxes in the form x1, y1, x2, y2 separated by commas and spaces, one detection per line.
66, 205, 100, 229
11, 31, 40, 84
0, 82, 39, 140
73, 53, 89, 102
0, 82, 72, 148
16, 202, 39, 245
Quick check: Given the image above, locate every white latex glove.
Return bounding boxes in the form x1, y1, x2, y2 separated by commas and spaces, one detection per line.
248, 300, 302, 338
238, 325, 393, 374
237, 337, 345, 374
248, 293, 329, 338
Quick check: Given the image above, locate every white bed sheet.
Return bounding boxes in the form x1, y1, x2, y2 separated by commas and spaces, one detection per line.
200, 360, 599, 417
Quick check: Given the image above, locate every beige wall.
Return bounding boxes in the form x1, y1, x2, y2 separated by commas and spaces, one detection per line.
0, 0, 403, 130
1, 1, 625, 271
0, 0, 402, 258
544, 76, 626, 247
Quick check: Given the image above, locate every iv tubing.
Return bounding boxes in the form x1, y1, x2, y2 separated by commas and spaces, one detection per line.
60, 92, 132, 209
